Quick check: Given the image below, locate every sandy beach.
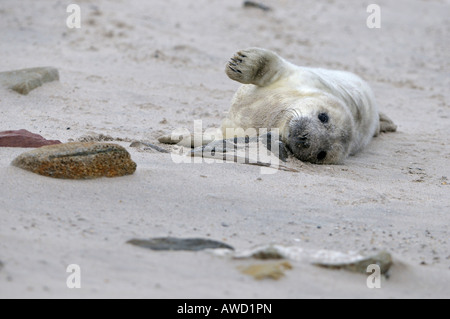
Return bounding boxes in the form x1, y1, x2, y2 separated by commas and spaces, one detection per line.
0, 0, 449, 298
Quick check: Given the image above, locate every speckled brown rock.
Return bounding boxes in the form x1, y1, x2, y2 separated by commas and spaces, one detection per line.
0, 67, 59, 95
0, 129, 61, 148
11, 142, 136, 179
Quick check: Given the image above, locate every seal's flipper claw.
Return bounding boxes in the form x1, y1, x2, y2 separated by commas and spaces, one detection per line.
379, 112, 397, 133
259, 132, 288, 162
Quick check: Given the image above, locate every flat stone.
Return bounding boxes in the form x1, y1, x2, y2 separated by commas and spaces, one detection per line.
0, 67, 59, 95
127, 237, 234, 251
0, 129, 61, 148
313, 251, 393, 274
11, 142, 136, 179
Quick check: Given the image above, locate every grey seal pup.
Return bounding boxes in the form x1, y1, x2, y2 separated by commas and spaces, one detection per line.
222, 47, 396, 164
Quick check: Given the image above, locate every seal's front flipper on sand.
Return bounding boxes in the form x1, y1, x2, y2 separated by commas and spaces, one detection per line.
190, 136, 257, 161
190, 135, 297, 172
190, 133, 289, 163
158, 131, 297, 172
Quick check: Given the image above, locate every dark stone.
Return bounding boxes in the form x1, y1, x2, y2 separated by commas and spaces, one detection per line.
243, 1, 272, 11
127, 237, 234, 251
0, 130, 61, 148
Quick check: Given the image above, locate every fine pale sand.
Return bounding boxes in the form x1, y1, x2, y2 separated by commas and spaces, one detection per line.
0, 0, 449, 298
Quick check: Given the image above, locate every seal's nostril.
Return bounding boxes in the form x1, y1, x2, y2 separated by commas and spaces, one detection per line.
297, 134, 309, 148
299, 141, 310, 149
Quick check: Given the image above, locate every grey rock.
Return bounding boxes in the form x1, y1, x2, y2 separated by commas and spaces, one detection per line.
0, 67, 59, 95
313, 250, 393, 274
127, 237, 234, 251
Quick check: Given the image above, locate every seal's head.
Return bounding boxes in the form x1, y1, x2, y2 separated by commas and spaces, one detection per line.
283, 103, 354, 164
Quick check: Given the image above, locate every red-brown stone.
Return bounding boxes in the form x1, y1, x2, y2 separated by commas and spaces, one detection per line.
0, 129, 61, 148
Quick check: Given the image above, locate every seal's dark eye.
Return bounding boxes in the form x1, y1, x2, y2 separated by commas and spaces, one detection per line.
317, 151, 327, 160
318, 113, 329, 123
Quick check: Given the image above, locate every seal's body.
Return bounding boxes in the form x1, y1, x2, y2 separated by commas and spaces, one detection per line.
223, 48, 396, 164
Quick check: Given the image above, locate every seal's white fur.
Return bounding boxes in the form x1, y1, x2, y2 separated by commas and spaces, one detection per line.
158, 47, 396, 164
